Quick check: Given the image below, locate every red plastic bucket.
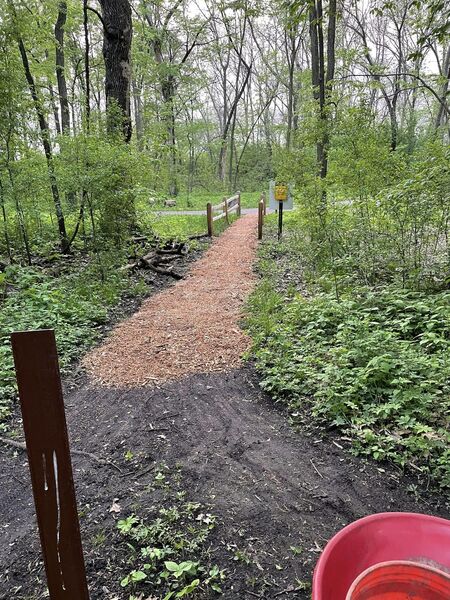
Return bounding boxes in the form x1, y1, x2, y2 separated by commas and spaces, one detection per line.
345, 560, 450, 600
312, 513, 450, 600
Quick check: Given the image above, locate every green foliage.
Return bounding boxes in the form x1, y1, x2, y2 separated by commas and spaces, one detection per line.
0, 253, 142, 425
143, 214, 207, 241
55, 135, 141, 245
117, 493, 225, 597
247, 228, 450, 489
283, 143, 450, 294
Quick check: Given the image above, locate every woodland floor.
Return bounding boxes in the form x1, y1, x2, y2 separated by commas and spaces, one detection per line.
0, 215, 449, 600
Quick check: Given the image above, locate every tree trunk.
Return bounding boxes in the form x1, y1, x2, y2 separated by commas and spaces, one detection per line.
217, 64, 229, 181
0, 179, 13, 263
132, 77, 144, 148
48, 80, 61, 135
389, 96, 399, 151
17, 37, 68, 252
162, 74, 178, 196
435, 45, 450, 130
83, 0, 91, 129
286, 50, 295, 149
55, 1, 71, 134
99, 0, 133, 142
218, 64, 252, 185
309, 0, 325, 178
309, 0, 336, 182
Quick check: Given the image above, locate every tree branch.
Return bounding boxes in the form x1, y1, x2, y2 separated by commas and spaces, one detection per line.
87, 5, 106, 31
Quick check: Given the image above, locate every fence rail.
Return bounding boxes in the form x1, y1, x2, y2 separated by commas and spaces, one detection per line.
207, 192, 241, 236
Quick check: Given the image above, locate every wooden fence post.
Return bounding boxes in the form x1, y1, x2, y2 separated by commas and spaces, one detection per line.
10, 329, 90, 600
207, 202, 213, 237
237, 192, 241, 217
223, 196, 229, 223
258, 199, 264, 240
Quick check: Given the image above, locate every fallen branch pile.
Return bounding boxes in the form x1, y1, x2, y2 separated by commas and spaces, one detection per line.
122, 239, 189, 279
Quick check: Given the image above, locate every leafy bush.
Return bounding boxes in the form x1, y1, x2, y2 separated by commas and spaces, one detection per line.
247, 278, 450, 488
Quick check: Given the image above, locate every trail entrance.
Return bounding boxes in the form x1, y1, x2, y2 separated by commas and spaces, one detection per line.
84, 214, 258, 386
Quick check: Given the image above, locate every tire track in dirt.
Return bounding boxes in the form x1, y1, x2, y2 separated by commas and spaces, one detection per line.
84, 215, 258, 387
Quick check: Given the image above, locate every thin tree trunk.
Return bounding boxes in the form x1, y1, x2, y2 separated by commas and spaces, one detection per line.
219, 65, 252, 185
55, 1, 71, 134
5, 133, 31, 265
83, 0, 91, 130
286, 47, 296, 149
161, 74, 178, 196
217, 64, 229, 181
132, 77, 144, 148
435, 45, 450, 130
16, 36, 68, 252
309, 1, 325, 177
48, 80, 61, 135
0, 179, 13, 263
309, 0, 336, 182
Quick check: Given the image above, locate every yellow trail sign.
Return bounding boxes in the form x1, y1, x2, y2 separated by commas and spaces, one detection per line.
275, 184, 288, 201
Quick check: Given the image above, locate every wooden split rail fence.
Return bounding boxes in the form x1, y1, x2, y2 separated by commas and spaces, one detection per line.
206, 191, 268, 240
206, 192, 241, 236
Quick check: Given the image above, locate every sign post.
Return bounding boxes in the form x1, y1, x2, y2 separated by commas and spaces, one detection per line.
275, 183, 288, 240
11, 329, 90, 600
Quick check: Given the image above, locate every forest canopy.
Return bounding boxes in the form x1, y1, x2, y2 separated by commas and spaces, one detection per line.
0, 0, 448, 257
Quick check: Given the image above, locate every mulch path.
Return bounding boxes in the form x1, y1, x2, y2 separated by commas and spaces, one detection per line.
84, 215, 258, 386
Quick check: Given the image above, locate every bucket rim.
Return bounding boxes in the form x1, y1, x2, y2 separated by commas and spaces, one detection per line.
345, 559, 450, 600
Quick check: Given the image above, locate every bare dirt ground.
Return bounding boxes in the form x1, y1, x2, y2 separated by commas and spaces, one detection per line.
0, 216, 449, 600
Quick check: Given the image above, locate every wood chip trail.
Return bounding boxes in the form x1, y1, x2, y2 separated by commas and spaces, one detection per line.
84, 215, 258, 387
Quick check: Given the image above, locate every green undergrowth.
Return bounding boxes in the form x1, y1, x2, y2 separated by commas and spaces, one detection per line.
116, 467, 225, 599
141, 213, 208, 240
144, 213, 237, 240
0, 253, 142, 425
246, 215, 450, 490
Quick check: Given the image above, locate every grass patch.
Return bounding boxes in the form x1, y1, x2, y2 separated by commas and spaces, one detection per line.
144, 214, 208, 240
140, 212, 238, 241
246, 214, 450, 490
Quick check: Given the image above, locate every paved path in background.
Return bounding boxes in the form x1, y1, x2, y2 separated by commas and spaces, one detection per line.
149, 208, 261, 216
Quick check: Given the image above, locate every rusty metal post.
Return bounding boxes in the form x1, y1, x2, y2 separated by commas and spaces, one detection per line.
206, 202, 213, 237
237, 192, 241, 217
258, 200, 264, 240
11, 330, 89, 600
